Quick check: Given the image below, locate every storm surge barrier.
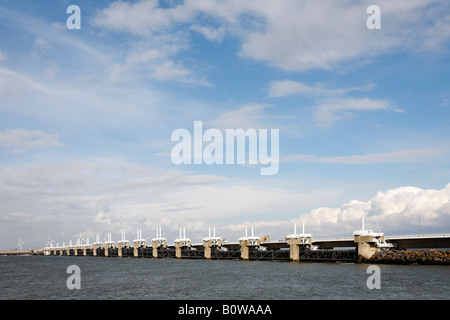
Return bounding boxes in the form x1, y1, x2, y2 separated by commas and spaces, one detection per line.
41, 223, 450, 263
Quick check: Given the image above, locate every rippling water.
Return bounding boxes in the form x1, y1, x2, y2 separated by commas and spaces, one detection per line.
0, 255, 448, 300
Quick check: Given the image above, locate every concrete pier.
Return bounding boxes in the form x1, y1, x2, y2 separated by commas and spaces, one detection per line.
103, 233, 115, 257
151, 226, 166, 258
175, 228, 191, 259
286, 222, 312, 261
117, 232, 130, 258
66, 244, 71, 256
353, 218, 393, 260
93, 242, 102, 256
203, 227, 221, 259
203, 238, 222, 259
239, 227, 260, 260
152, 239, 166, 258
118, 241, 129, 257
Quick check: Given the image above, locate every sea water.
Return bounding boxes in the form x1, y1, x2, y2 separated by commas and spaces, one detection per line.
0, 255, 448, 300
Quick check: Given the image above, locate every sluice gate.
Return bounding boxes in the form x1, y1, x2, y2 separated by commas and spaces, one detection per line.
47, 244, 355, 263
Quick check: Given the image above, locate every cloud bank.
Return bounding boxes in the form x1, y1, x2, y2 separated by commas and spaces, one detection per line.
92, 0, 450, 74
1, 152, 449, 248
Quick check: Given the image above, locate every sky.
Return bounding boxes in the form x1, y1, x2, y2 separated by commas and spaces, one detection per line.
1, 0, 450, 250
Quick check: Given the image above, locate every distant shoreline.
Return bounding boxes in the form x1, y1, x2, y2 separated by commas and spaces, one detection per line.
0, 250, 44, 256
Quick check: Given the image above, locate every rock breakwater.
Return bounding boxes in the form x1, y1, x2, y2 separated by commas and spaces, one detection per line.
365, 249, 450, 265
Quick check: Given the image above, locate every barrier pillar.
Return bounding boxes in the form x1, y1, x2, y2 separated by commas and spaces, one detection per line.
203, 240, 212, 259
133, 240, 146, 258
174, 239, 191, 259
175, 241, 182, 259
353, 218, 393, 260
152, 239, 166, 258
287, 238, 301, 261
239, 239, 250, 260
152, 240, 159, 258
118, 242, 124, 257
203, 227, 221, 259
93, 243, 99, 256
239, 226, 260, 260
133, 242, 138, 258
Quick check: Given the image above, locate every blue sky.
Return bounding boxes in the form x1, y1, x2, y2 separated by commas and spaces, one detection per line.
1, 0, 450, 249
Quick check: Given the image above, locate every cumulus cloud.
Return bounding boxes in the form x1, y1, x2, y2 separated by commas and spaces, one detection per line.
205, 183, 450, 242
217, 183, 450, 241
284, 183, 450, 237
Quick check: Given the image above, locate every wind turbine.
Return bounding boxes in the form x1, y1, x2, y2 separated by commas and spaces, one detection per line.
77, 232, 85, 247
17, 238, 25, 251
47, 235, 55, 248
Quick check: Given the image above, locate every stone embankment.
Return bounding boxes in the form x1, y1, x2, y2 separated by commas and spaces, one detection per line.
365, 249, 450, 265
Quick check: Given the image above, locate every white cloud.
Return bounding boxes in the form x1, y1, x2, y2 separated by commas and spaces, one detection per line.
269, 80, 340, 98
91, 0, 196, 36
237, 0, 450, 71
205, 103, 273, 130
268, 80, 396, 126
92, 0, 212, 86
106, 34, 211, 85
240, 182, 450, 238
314, 97, 393, 126
356, 183, 450, 233
190, 25, 225, 42
268, 80, 375, 98
90, 0, 450, 87
282, 147, 447, 165
0, 129, 61, 154
2, 153, 449, 248
0, 158, 226, 246
0, 155, 342, 248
